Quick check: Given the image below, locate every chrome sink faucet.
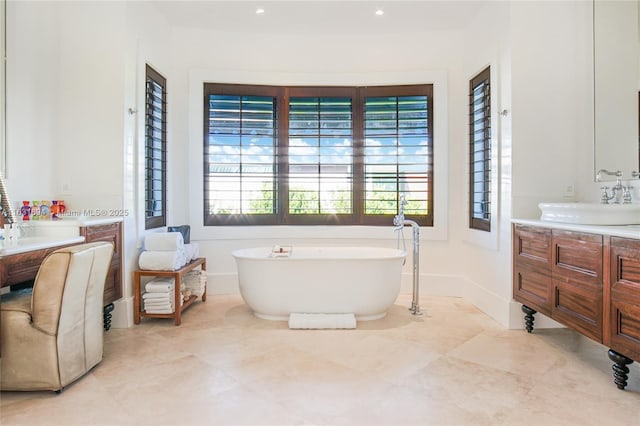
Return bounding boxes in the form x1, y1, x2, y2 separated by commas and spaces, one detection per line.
598, 169, 624, 204
622, 184, 633, 204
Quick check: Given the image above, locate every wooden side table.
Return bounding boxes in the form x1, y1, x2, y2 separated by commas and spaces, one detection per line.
133, 257, 206, 326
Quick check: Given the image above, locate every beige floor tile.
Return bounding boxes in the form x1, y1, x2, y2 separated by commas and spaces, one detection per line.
2, 294, 640, 426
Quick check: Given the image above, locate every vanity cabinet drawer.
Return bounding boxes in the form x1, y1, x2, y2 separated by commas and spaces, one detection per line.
0, 242, 79, 287
552, 230, 603, 284
514, 262, 552, 315
610, 237, 640, 360
552, 276, 603, 342
513, 225, 551, 266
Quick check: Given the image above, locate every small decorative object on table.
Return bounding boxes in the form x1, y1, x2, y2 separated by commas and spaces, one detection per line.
271, 245, 292, 257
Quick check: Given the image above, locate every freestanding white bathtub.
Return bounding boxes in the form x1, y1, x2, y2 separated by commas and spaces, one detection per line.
232, 246, 407, 321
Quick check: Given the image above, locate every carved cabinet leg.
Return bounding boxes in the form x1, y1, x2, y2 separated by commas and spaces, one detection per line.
521, 305, 537, 333
608, 349, 634, 390
103, 303, 115, 331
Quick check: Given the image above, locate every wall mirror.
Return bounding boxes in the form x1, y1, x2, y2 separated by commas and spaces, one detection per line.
593, 0, 640, 181
0, 0, 5, 176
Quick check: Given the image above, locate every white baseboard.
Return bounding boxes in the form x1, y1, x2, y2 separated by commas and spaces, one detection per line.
108, 296, 134, 329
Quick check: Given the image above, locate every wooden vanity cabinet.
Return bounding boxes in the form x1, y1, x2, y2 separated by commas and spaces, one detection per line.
513, 223, 639, 390
609, 237, 640, 361
513, 225, 604, 340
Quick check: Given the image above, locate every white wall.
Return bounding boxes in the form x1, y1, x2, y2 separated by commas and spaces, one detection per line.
5, 1, 58, 199
511, 1, 593, 218
7, 1, 126, 208
4, 0, 600, 330
112, 0, 175, 327
458, 1, 514, 327
169, 25, 464, 297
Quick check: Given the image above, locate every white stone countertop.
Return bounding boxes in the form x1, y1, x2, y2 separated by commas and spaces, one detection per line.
0, 236, 85, 257
512, 219, 640, 240
22, 216, 124, 226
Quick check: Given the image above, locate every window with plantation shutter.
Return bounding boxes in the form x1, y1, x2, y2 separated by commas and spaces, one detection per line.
203, 83, 434, 226
204, 85, 279, 226
469, 67, 491, 231
361, 86, 433, 226
145, 65, 167, 229
287, 88, 355, 223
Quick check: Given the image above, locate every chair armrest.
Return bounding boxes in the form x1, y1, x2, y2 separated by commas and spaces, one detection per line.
0, 293, 32, 315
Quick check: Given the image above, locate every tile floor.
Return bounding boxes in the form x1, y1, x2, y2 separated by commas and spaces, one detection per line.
1, 294, 640, 426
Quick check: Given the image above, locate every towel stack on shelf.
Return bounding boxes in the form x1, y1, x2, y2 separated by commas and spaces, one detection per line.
182, 270, 206, 299
142, 278, 183, 314
138, 232, 187, 271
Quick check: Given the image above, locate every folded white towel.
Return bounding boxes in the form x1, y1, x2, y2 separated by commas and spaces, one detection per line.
144, 295, 182, 304
144, 301, 172, 309
182, 270, 206, 297
142, 291, 171, 299
145, 279, 175, 293
144, 298, 174, 306
139, 251, 186, 271
145, 308, 174, 314
145, 298, 182, 306
288, 313, 356, 329
144, 232, 184, 251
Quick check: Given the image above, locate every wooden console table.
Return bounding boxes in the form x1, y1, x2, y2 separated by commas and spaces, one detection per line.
133, 257, 206, 326
0, 220, 124, 331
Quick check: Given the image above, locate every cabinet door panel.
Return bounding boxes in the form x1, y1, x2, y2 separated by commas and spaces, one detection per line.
81, 222, 123, 305
553, 277, 602, 342
81, 223, 121, 259
102, 262, 122, 305
514, 263, 552, 315
610, 239, 640, 360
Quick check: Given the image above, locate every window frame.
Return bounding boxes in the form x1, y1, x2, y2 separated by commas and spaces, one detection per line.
468, 66, 491, 232
144, 64, 167, 230
203, 83, 434, 227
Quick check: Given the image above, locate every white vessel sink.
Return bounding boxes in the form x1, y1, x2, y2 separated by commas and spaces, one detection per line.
539, 202, 640, 225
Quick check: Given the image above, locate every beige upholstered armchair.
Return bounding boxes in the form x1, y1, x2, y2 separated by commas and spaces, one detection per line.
1, 242, 114, 392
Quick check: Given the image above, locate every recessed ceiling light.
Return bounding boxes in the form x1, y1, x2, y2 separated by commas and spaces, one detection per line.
375, 9, 384, 16
256, 8, 265, 15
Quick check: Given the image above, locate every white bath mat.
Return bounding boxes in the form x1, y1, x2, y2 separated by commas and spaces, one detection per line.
288, 313, 356, 329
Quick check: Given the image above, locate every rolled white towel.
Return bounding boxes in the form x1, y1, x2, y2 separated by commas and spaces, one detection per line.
184, 243, 200, 261
139, 251, 186, 271
144, 232, 184, 252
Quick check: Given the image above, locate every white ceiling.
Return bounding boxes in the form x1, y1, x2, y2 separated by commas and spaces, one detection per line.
149, 0, 489, 35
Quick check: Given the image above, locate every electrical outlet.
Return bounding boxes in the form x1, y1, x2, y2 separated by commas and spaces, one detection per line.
60, 181, 72, 194
563, 183, 575, 198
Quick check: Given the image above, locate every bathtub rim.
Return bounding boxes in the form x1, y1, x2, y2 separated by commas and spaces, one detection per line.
231, 246, 407, 261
